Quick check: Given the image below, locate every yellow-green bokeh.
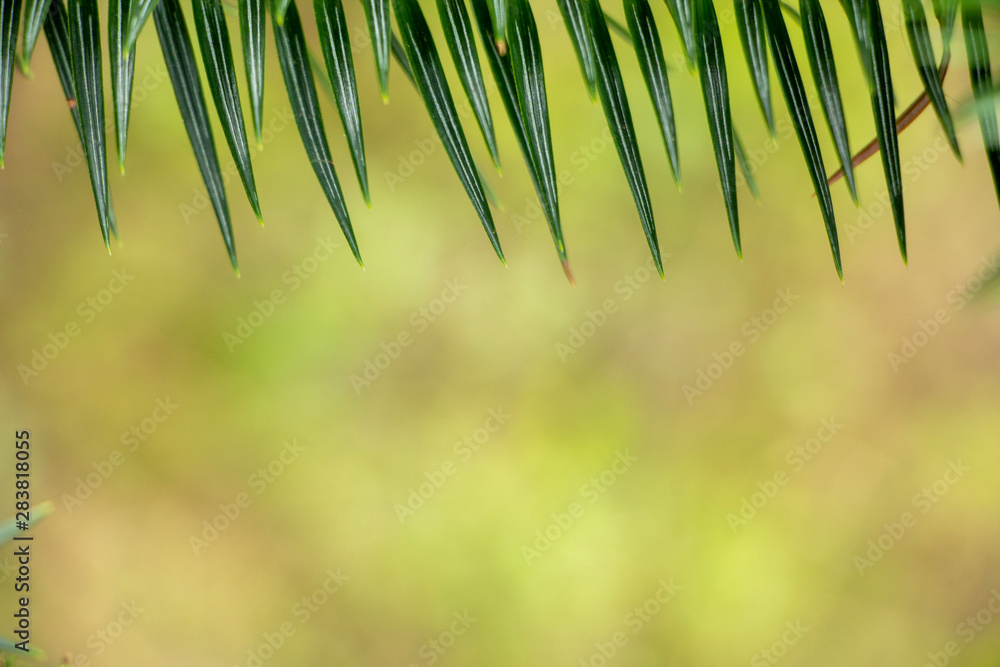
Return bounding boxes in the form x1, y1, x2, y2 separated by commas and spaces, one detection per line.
2, 1, 1000, 665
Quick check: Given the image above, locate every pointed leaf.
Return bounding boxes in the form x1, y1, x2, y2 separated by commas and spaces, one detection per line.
734, 128, 760, 199
361, 0, 390, 99
762, 0, 841, 277
107, 193, 120, 240
154, 0, 237, 269
625, 0, 680, 183
663, 0, 695, 70
477, 160, 503, 209
123, 0, 160, 52
272, 0, 361, 264
44, 0, 122, 240
556, 0, 597, 98
962, 0, 1000, 207
193, 0, 261, 222
315, 0, 369, 204
20, 0, 47, 68
273, 0, 291, 23
508, 0, 565, 261
866, 0, 905, 261
842, 0, 903, 258
392, 0, 504, 262
931, 0, 957, 55
469, 0, 527, 155
385, 30, 512, 227
0, 0, 21, 167
68, 0, 113, 249
903, 0, 960, 156
238, 0, 264, 146
780, 0, 800, 21
43, 0, 82, 135
109, 0, 135, 172
602, 10, 631, 40
840, 0, 873, 87
694, 0, 740, 256
437, 0, 499, 169
826, 58, 949, 188
470, 0, 565, 263
309, 46, 335, 95
389, 29, 413, 79
585, 0, 662, 275
488, 0, 505, 52
735, 0, 774, 133
800, 0, 858, 201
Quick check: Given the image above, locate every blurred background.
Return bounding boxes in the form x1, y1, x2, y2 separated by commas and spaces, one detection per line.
2, 0, 1000, 664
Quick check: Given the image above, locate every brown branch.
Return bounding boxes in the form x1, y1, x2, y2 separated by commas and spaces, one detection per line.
825, 56, 951, 188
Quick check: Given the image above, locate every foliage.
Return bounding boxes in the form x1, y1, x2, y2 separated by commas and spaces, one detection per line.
0, 0, 997, 278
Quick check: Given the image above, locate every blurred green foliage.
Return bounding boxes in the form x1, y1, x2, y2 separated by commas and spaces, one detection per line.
2, 0, 1000, 665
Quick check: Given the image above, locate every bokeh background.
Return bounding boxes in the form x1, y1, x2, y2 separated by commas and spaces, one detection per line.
2, 0, 1000, 664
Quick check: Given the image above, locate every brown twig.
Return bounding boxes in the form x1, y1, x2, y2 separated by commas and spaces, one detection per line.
825, 56, 951, 187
